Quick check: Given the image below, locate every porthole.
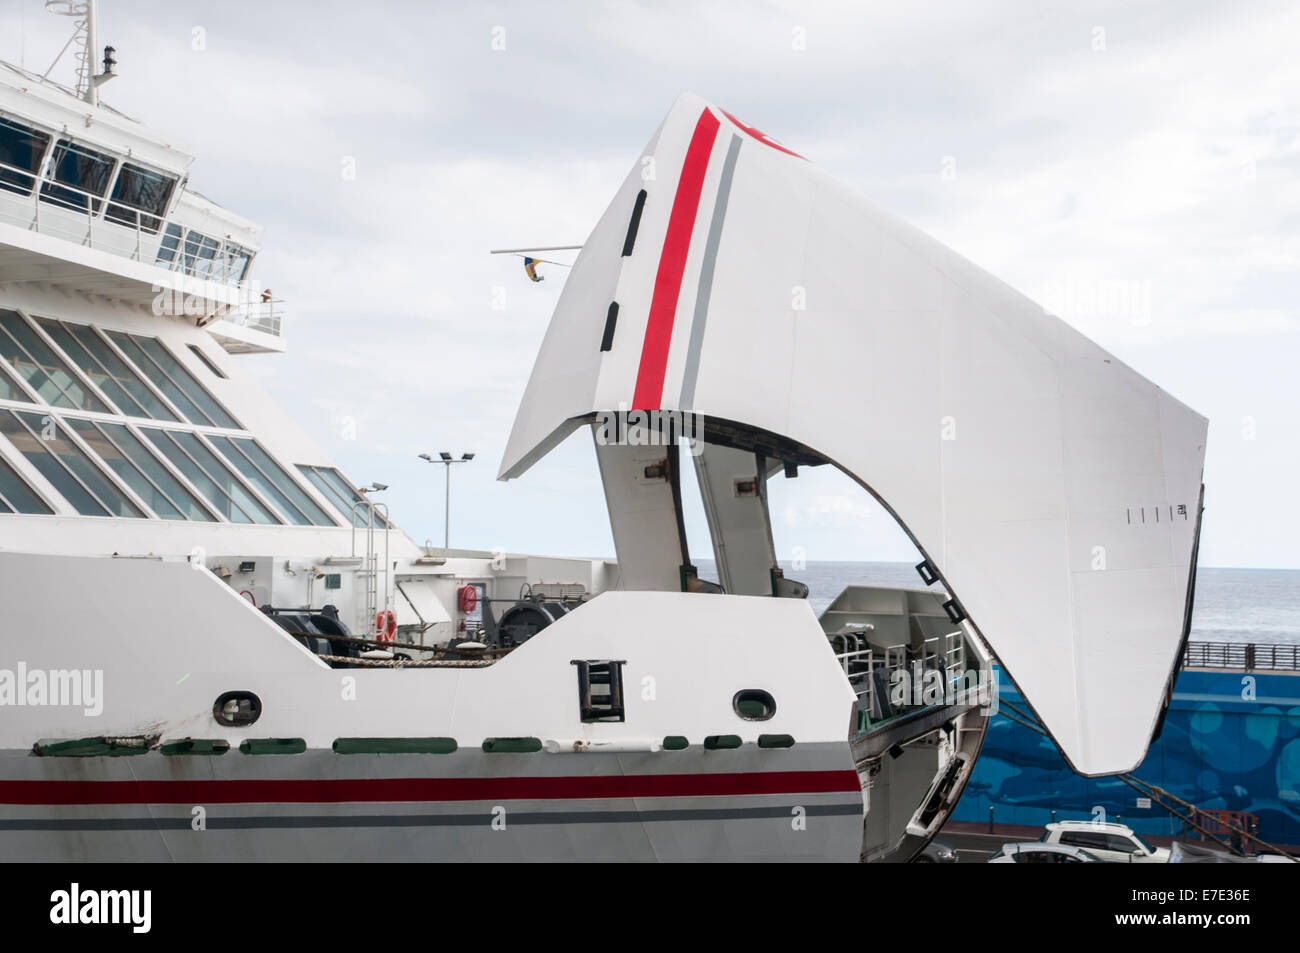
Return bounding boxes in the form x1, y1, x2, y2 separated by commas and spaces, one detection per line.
733, 689, 776, 721
213, 690, 262, 727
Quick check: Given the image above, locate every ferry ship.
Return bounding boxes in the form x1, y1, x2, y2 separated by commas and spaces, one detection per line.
0, 3, 1206, 862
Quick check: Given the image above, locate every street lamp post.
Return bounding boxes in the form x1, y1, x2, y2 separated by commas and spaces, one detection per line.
419, 452, 474, 549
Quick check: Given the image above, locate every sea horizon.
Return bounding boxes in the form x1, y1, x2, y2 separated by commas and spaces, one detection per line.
691, 559, 1299, 645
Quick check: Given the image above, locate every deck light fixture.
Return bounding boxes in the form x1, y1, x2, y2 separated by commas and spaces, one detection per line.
419, 451, 475, 548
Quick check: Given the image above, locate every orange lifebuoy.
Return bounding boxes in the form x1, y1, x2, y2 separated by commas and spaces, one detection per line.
375, 609, 397, 642
457, 584, 479, 614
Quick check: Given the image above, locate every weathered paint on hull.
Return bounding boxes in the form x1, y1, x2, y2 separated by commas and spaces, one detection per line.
0, 744, 866, 862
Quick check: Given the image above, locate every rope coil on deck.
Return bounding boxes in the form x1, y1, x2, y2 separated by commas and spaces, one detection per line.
315, 654, 495, 668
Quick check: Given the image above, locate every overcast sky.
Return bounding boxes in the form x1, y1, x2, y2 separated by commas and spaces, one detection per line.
4, 1, 1297, 568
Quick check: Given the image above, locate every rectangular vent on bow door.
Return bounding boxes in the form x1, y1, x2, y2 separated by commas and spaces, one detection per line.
621, 189, 647, 256
600, 301, 619, 352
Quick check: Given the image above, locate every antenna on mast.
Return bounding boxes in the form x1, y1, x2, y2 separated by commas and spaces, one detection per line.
43, 0, 116, 106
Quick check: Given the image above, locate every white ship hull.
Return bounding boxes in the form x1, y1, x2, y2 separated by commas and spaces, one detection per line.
0, 554, 992, 862
0, 746, 865, 862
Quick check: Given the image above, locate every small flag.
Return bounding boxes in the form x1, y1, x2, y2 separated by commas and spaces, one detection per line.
523, 257, 544, 282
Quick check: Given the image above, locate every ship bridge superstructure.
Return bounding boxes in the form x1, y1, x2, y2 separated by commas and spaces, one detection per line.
0, 57, 280, 355
0, 18, 600, 649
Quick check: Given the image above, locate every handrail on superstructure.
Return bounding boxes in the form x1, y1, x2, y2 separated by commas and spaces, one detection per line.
0, 157, 283, 337
0, 155, 164, 259
835, 627, 974, 733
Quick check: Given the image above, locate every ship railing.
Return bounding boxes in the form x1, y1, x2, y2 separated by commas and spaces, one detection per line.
1183, 640, 1299, 673
1, 158, 168, 262
835, 632, 975, 731
833, 642, 877, 718
216, 295, 284, 337
0, 161, 260, 302
921, 630, 967, 696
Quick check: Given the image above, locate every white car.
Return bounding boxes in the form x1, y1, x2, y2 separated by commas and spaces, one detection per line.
1041, 821, 1170, 863
988, 842, 1103, 864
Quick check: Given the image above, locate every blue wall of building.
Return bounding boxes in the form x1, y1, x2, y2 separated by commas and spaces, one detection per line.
951, 668, 1300, 845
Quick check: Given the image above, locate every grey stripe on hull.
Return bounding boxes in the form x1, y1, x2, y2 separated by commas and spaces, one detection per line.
0, 803, 862, 831
679, 133, 742, 410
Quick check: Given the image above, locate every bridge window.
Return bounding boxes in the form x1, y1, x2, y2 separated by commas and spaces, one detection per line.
61, 417, 186, 521
187, 344, 227, 379
0, 310, 108, 413
0, 410, 142, 517
185, 231, 221, 279
142, 428, 279, 524
0, 306, 330, 525
155, 224, 254, 283
210, 436, 337, 526
297, 464, 389, 528
85, 420, 215, 522
105, 330, 241, 428
0, 453, 52, 514
223, 244, 253, 282
156, 222, 182, 265
40, 138, 115, 214
0, 360, 32, 403
0, 116, 51, 196
34, 317, 173, 420
106, 162, 176, 233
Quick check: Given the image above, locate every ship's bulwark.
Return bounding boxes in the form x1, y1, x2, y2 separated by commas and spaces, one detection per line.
952, 669, 1300, 847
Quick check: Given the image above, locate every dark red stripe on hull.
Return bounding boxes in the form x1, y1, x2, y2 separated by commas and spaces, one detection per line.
0, 770, 860, 806
631, 107, 721, 410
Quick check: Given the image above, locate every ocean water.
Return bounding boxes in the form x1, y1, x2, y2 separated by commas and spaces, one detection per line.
696, 560, 1300, 645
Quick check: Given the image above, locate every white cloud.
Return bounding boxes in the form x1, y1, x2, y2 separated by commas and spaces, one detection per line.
783, 494, 876, 529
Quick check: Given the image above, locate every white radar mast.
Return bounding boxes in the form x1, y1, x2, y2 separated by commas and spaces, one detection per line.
43, 0, 117, 106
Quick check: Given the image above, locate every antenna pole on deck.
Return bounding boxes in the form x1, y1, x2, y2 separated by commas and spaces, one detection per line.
44, 0, 116, 105
83, 0, 97, 104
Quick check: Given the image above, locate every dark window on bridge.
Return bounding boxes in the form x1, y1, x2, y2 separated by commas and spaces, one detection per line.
188, 344, 227, 379
0, 452, 52, 514
0, 116, 51, 196
106, 162, 177, 233
40, 138, 115, 213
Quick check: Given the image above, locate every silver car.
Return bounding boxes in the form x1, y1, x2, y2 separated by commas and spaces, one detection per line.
988, 842, 1104, 864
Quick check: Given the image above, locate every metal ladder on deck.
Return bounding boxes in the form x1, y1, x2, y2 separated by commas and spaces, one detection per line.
351, 499, 391, 637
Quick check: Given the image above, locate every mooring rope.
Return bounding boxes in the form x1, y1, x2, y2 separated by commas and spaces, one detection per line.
314, 654, 495, 668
